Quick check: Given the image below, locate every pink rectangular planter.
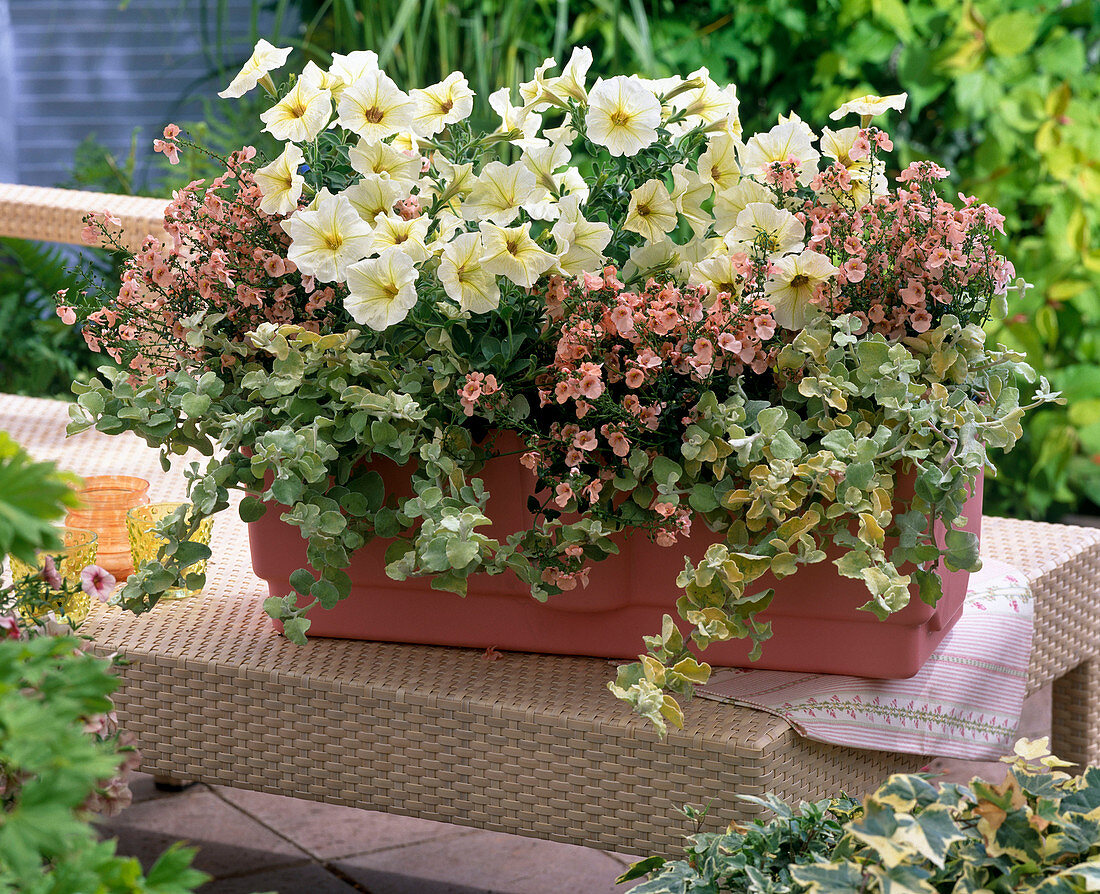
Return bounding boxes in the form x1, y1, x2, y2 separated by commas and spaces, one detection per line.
248, 447, 982, 678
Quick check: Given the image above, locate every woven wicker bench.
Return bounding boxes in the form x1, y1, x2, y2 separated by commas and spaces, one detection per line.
3, 184, 1100, 855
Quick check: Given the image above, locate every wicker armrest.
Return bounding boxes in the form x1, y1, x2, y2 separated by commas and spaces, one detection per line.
0, 182, 168, 252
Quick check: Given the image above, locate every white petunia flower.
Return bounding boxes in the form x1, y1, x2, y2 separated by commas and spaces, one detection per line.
585, 76, 661, 158
623, 179, 678, 242
300, 60, 343, 93
410, 71, 475, 137
689, 255, 744, 302
518, 57, 565, 111
670, 163, 713, 236
829, 92, 907, 122
488, 87, 544, 150
259, 78, 332, 143
551, 195, 612, 275
479, 221, 557, 288
438, 232, 500, 313
327, 50, 380, 94
697, 133, 742, 193
556, 47, 593, 103
624, 235, 685, 282
764, 250, 839, 330
462, 161, 541, 226
337, 71, 414, 143
344, 246, 419, 330
254, 143, 305, 215
818, 126, 888, 207
367, 213, 430, 263
668, 68, 736, 133
282, 192, 374, 283
713, 179, 775, 234
343, 175, 406, 225
739, 118, 820, 186
728, 203, 805, 257
218, 39, 292, 99
349, 139, 422, 183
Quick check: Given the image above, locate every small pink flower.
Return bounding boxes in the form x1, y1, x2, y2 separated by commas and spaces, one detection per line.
56, 305, 77, 325
81, 565, 117, 602
39, 555, 63, 589
554, 483, 574, 508
624, 368, 645, 389
573, 430, 598, 452
0, 615, 20, 640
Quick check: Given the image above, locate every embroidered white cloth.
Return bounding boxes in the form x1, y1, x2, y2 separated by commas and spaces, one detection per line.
697, 558, 1033, 759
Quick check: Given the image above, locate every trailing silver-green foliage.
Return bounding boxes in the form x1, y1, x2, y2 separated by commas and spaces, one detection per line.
625, 741, 1100, 894
69, 307, 1057, 732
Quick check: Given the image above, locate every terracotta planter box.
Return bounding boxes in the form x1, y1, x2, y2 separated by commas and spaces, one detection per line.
249, 445, 983, 678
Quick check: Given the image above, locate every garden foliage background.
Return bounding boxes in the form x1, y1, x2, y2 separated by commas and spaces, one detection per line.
3, 0, 1097, 521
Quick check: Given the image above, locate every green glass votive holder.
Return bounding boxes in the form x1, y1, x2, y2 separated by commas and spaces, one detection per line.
126, 503, 214, 600
8, 527, 99, 626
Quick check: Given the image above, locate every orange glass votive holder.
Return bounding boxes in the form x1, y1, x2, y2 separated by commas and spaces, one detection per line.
65, 475, 151, 580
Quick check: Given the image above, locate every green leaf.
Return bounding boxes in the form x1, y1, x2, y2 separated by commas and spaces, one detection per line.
943, 529, 980, 572
238, 496, 267, 523
289, 568, 315, 594
651, 456, 682, 486
986, 11, 1041, 57
282, 617, 310, 644
446, 539, 480, 568
688, 485, 719, 512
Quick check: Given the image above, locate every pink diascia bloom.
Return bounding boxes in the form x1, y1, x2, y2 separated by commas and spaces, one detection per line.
0, 615, 20, 640
80, 565, 117, 602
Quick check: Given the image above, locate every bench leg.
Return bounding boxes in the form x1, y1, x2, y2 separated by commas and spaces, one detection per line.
1052, 658, 1100, 768
153, 774, 193, 792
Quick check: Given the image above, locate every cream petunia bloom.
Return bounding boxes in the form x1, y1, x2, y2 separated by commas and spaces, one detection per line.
829, 92, 907, 122
689, 255, 744, 302
551, 195, 612, 275
624, 235, 689, 282
462, 161, 541, 226
344, 247, 419, 330
585, 76, 661, 158
764, 250, 839, 330
300, 60, 343, 93
327, 50, 379, 95
479, 221, 557, 288
410, 72, 475, 137
739, 118, 820, 186
282, 192, 374, 283
488, 88, 543, 150
438, 233, 500, 312
670, 164, 713, 236
254, 143, 305, 215
337, 71, 414, 143
819, 126, 887, 207
697, 133, 742, 193
349, 139, 422, 183
518, 57, 565, 111
427, 156, 477, 214
556, 47, 593, 103
668, 68, 736, 134
218, 39, 292, 99
623, 179, 678, 243
728, 203, 805, 256
713, 179, 775, 233
260, 78, 332, 143
367, 214, 430, 263
343, 174, 406, 224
